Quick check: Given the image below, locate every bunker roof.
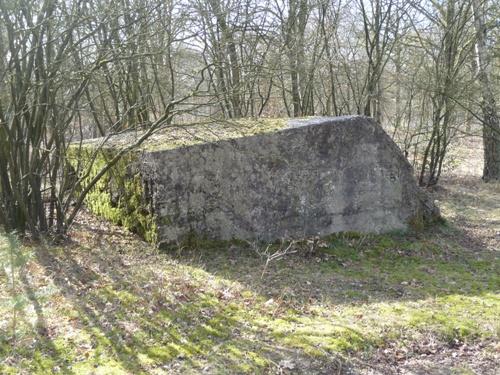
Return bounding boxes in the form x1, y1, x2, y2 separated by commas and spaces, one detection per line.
80, 116, 363, 152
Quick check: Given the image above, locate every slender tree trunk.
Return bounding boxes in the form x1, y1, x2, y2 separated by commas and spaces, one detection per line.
472, 0, 500, 181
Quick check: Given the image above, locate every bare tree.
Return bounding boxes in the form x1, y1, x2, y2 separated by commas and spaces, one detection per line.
0, 0, 205, 236
409, 0, 475, 186
358, 0, 401, 122
472, 0, 500, 181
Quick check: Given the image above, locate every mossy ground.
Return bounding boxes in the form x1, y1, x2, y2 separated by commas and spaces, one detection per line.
0, 176, 498, 374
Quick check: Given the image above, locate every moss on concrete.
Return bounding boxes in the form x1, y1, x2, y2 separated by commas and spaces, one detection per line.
80, 118, 288, 152
67, 118, 292, 244
67, 147, 157, 242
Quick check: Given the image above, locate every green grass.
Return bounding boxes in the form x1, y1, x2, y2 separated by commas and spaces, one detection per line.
1, 227, 498, 374
0, 179, 499, 374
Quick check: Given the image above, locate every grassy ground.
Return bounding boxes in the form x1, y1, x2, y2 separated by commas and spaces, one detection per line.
1, 157, 499, 374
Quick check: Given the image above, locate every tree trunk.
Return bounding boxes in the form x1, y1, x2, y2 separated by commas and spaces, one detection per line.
472, 0, 500, 181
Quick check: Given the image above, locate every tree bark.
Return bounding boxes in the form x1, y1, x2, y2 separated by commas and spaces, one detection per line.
472, 0, 500, 181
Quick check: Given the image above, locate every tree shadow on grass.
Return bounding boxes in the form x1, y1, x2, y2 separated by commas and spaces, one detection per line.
56, 209, 498, 374
4, 176, 497, 375
169, 223, 498, 308
163, 223, 498, 374
432, 175, 499, 252
30, 241, 350, 374
0, 234, 75, 374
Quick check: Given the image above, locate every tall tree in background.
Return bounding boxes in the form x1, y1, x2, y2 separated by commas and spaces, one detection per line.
278, 0, 325, 117
318, 0, 342, 115
358, 0, 400, 122
472, 0, 500, 181
411, 0, 474, 186
193, 0, 276, 118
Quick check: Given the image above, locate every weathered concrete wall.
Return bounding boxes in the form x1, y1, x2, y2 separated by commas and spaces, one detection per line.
138, 116, 438, 244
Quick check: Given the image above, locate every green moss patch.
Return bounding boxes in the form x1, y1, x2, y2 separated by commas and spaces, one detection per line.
80, 118, 288, 152
67, 147, 157, 242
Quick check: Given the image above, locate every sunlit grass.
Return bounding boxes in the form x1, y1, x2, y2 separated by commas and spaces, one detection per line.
1, 224, 498, 374
0, 175, 499, 374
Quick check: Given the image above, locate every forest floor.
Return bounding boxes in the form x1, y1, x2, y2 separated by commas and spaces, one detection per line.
1, 144, 499, 374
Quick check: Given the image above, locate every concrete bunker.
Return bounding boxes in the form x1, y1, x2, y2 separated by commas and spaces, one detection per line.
71, 116, 439, 245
